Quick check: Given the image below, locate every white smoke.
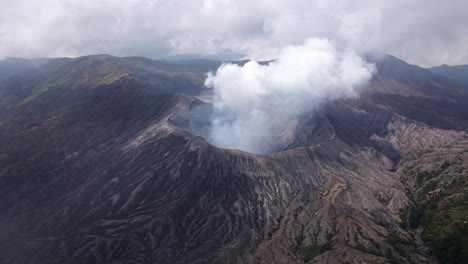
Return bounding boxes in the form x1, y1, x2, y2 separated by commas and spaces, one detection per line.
205, 38, 375, 154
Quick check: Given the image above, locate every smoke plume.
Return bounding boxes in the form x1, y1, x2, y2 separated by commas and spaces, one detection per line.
205, 38, 375, 154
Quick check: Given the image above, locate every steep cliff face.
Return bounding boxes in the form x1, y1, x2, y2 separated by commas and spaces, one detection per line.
0, 55, 467, 264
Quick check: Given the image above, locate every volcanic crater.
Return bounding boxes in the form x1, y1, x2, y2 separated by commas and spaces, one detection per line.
168, 96, 336, 155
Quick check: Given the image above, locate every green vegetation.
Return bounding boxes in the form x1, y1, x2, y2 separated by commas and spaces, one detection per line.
352, 243, 383, 257
401, 187, 452, 230
428, 225, 468, 264
18, 84, 54, 105
415, 161, 450, 186
294, 242, 333, 263
422, 180, 439, 193
349, 226, 385, 258
403, 160, 468, 263
400, 195, 468, 263
386, 231, 410, 246
5, 55, 204, 111
421, 193, 468, 264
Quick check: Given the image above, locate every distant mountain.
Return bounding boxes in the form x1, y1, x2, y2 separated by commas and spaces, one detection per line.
366, 53, 468, 130
0, 58, 35, 81
0, 55, 224, 117
429, 64, 468, 84
365, 53, 447, 85
0, 54, 467, 264
162, 49, 246, 61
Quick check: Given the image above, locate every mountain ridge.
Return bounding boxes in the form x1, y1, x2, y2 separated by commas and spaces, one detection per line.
0, 54, 467, 264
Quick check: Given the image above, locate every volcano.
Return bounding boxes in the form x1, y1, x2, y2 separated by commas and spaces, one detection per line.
0, 54, 467, 264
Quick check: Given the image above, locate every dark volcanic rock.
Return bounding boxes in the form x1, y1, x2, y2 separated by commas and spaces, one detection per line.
0, 55, 467, 264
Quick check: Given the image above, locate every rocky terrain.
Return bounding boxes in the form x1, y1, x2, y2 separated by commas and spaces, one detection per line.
0, 54, 467, 264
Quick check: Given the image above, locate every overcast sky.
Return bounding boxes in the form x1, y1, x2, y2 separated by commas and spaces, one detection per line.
0, 0, 467, 66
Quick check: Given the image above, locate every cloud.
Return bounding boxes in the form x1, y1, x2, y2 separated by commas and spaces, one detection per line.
0, 0, 467, 66
205, 38, 375, 153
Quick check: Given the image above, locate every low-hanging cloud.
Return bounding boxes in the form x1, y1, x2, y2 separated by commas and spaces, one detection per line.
1, 0, 468, 66
205, 38, 375, 154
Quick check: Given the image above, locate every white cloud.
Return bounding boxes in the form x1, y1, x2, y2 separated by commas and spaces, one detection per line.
205, 38, 375, 153
0, 0, 467, 66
